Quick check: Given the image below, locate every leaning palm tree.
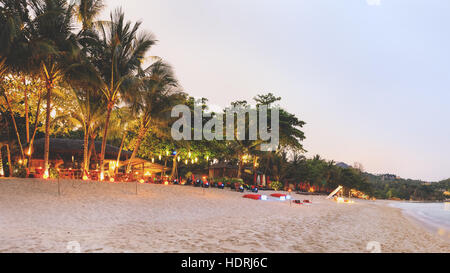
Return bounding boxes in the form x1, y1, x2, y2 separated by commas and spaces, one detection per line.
126, 61, 182, 173
84, 8, 156, 179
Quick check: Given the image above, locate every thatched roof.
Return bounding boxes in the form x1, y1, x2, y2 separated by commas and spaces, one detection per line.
29, 138, 132, 161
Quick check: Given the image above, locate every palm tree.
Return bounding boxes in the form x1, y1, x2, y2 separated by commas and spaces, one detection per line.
126, 61, 181, 173
76, 0, 104, 30
84, 8, 156, 179
27, 0, 80, 177
106, 106, 134, 174
60, 87, 105, 174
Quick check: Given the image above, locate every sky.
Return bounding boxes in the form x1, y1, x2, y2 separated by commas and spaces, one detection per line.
102, 0, 450, 181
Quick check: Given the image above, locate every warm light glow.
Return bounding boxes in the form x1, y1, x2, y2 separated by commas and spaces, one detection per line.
164, 181, 169, 186
152, 158, 155, 163
144, 171, 152, 177
336, 197, 345, 204
18, 159, 23, 165
27, 149, 31, 156
206, 156, 209, 161
188, 152, 191, 158
177, 157, 181, 162
0, 169, 4, 176
82, 175, 88, 181
99, 172, 104, 181
139, 179, 145, 184
166, 151, 169, 156
195, 157, 198, 163
185, 160, 188, 165
110, 178, 115, 182
43, 169, 49, 180
159, 155, 162, 161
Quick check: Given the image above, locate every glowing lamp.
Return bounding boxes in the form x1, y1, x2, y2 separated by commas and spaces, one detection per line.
185, 160, 188, 165
0, 169, 4, 176
159, 155, 162, 161
110, 178, 115, 183
43, 169, 49, 180
177, 157, 181, 162
99, 172, 104, 181
82, 175, 88, 181
164, 181, 169, 186
139, 179, 145, 184
144, 172, 152, 177
18, 160, 23, 165
152, 158, 155, 163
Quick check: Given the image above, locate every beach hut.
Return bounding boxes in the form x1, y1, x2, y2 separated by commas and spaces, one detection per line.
120, 158, 170, 176
26, 138, 132, 173
208, 162, 238, 178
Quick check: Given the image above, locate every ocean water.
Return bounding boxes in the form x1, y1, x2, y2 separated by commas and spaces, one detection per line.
390, 202, 450, 237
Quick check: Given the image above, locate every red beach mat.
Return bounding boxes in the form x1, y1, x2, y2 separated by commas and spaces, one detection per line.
271, 193, 287, 198
303, 200, 312, 204
243, 194, 262, 200
293, 200, 303, 205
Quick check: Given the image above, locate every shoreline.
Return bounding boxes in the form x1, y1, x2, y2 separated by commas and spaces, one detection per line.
387, 201, 450, 241
0, 178, 449, 253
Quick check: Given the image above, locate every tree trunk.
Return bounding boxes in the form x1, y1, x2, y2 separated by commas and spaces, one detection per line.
237, 157, 243, 179
28, 92, 42, 170
2, 94, 25, 160
83, 123, 89, 174
115, 132, 127, 175
87, 133, 96, 167
24, 77, 29, 144
163, 158, 167, 176
170, 155, 178, 178
126, 126, 147, 174
44, 83, 52, 174
6, 144, 12, 177
0, 145, 4, 176
99, 102, 113, 180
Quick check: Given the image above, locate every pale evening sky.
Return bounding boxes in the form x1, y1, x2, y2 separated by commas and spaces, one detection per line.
102, 0, 450, 182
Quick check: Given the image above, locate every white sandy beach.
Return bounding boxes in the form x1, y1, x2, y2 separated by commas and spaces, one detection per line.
0, 178, 448, 253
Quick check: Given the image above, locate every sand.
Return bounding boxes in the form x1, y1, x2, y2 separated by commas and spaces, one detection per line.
0, 178, 448, 253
